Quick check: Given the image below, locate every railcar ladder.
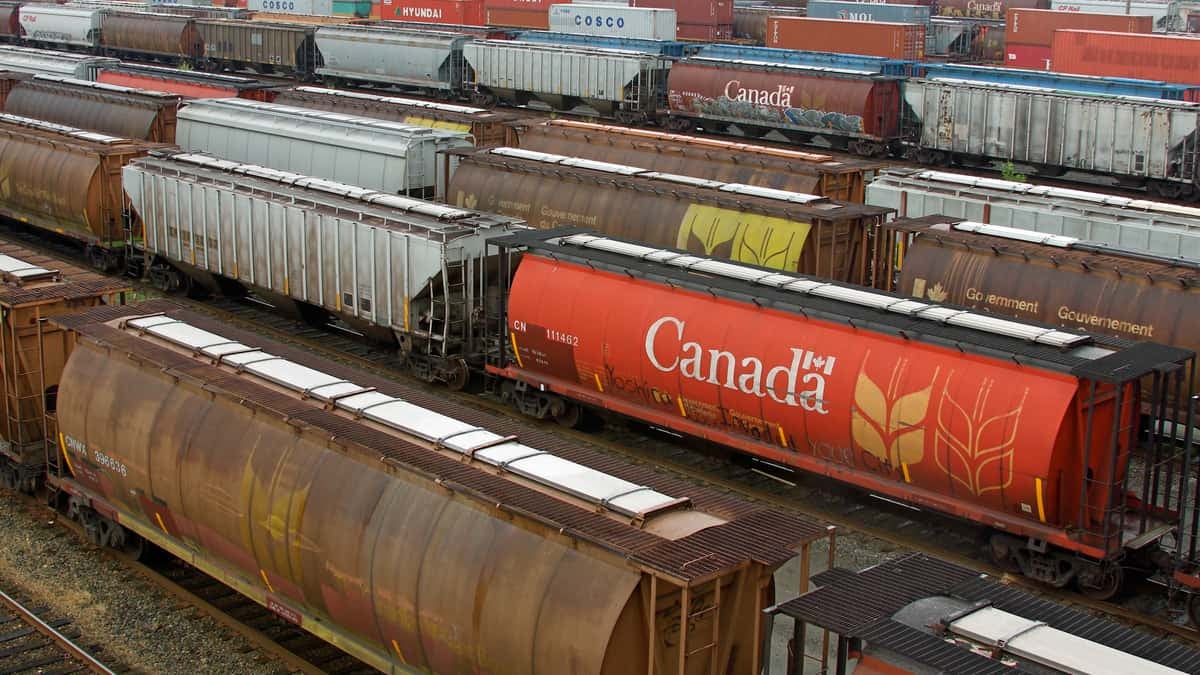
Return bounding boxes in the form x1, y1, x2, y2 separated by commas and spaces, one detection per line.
2, 309, 46, 453
429, 256, 469, 357
677, 578, 723, 675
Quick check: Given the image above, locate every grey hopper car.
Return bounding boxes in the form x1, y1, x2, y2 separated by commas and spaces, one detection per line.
463, 40, 672, 121
0, 46, 119, 80
123, 152, 527, 386
314, 25, 473, 93
868, 168, 1200, 259
904, 78, 1200, 199
175, 98, 473, 199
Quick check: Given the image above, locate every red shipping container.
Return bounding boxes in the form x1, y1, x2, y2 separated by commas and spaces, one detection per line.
379, 0, 485, 24
485, 6, 549, 27
1051, 29, 1200, 85
484, 0, 557, 10
1006, 43, 1051, 69
934, 0, 1045, 20
1006, 8, 1150, 49
767, 17, 925, 59
633, 0, 731, 26
676, 22, 733, 40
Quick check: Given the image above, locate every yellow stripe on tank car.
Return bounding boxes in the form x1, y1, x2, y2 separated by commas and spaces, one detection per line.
593, 373, 604, 392
1035, 477, 1047, 523
260, 569, 275, 593
58, 433, 76, 477
155, 513, 169, 535
677, 205, 810, 273
391, 639, 408, 665
777, 425, 787, 447
901, 463, 911, 484
509, 332, 524, 368
676, 397, 687, 418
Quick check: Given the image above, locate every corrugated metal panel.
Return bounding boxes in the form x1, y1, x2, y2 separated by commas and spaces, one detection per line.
855, 619, 1014, 674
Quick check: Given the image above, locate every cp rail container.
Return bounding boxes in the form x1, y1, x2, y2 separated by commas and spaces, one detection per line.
49, 302, 827, 674
464, 40, 672, 119
0, 2, 19, 39
667, 58, 905, 156
449, 147, 890, 281
548, 4, 678, 40
125, 151, 527, 381
95, 63, 279, 100
1049, 0, 1172, 28
175, 98, 473, 199
514, 119, 879, 201
19, 6, 102, 49
195, 19, 321, 76
0, 238, 129, 495
0, 114, 157, 255
0, 46, 119, 80
273, 86, 518, 146
99, 11, 204, 60
1052, 30, 1200, 85
315, 25, 473, 93
881, 217, 1199, 373
489, 228, 1195, 598
766, 17, 926, 60
867, 169, 1200, 258
2, 75, 182, 142
903, 78, 1200, 198
1005, 8, 1152, 70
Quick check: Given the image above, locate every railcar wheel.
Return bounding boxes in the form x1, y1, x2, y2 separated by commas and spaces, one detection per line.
552, 401, 583, 429
1076, 562, 1124, 601
664, 116, 693, 133
988, 534, 1020, 573
444, 359, 470, 392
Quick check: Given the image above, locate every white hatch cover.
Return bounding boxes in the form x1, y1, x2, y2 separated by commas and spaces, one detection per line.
556, 233, 1096, 352
950, 605, 1186, 675
0, 113, 125, 144
292, 86, 489, 115
122, 315, 686, 521
0, 253, 57, 283
951, 222, 1079, 248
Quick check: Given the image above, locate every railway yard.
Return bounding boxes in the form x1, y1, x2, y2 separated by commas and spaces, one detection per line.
3, 1, 1200, 673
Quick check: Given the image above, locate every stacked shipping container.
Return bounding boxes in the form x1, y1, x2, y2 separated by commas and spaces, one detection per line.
482, 0, 730, 39
1051, 29, 1200, 84
767, 16, 925, 59
375, 0, 486, 24
1006, 8, 1152, 70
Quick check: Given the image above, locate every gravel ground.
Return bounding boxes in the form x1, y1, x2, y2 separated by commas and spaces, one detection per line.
0, 493, 277, 674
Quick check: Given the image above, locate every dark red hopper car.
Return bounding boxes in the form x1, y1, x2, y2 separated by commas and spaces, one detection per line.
668, 59, 904, 140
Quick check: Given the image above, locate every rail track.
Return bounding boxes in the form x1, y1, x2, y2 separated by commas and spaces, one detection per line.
0, 578, 122, 674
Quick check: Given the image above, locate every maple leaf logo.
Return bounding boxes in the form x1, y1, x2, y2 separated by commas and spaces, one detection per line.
926, 282, 949, 303
461, 193, 478, 210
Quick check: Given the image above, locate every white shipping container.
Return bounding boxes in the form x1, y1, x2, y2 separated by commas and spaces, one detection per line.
19, 6, 102, 48
550, 4, 677, 40
1050, 0, 1172, 29
247, 0, 332, 16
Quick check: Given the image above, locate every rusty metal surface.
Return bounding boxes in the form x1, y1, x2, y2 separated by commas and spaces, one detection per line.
0, 3, 17, 38
516, 119, 879, 201
52, 303, 825, 673
194, 20, 318, 72
449, 148, 889, 281
4, 78, 181, 143
100, 13, 204, 59
0, 117, 157, 245
273, 86, 519, 146
891, 218, 1198, 389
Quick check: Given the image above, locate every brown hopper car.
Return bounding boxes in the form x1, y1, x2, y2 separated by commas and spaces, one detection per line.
48, 301, 830, 674
0, 236, 129, 494
0, 114, 159, 265
273, 86, 519, 146
2, 75, 183, 143
100, 12, 205, 61
448, 147, 890, 282
880, 216, 1200, 389
514, 119, 879, 202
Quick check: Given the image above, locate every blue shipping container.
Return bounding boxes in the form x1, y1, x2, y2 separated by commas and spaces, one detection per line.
806, 0, 931, 25
511, 31, 698, 57
695, 44, 916, 76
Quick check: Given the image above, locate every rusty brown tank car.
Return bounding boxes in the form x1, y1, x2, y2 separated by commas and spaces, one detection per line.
880, 216, 1200, 390
100, 12, 204, 61
3, 76, 182, 142
449, 146, 890, 282
274, 86, 520, 147
515, 119, 878, 202
47, 302, 829, 675
0, 70, 29, 108
0, 236, 129, 493
0, 114, 158, 261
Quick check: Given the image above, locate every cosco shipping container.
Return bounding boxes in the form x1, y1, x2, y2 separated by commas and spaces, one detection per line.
248, 0, 334, 15
550, 4, 677, 40
806, 0, 931, 25
767, 17, 925, 59
1006, 8, 1152, 70
1052, 30, 1200, 84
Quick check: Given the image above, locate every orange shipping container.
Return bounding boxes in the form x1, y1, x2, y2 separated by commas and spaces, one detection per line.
767, 17, 925, 59
1006, 8, 1151, 49
1051, 30, 1200, 86
485, 6, 548, 27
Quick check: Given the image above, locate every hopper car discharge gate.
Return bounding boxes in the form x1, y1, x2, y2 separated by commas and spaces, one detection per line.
485, 228, 1200, 611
